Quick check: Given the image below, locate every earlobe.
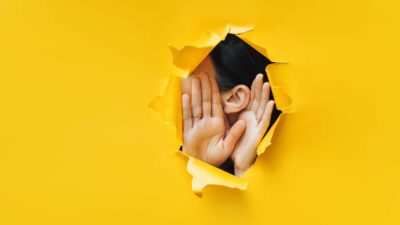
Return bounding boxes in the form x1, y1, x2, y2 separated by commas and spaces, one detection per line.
222, 85, 250, 114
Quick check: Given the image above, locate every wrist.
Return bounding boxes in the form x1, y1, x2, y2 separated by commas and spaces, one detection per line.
232, 151, 257, 176
234, 165, 247, 177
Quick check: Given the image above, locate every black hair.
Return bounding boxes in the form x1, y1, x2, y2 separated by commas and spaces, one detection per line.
210, 34, 272, 90
210, 33, 281, 174
210, 33, 281, 129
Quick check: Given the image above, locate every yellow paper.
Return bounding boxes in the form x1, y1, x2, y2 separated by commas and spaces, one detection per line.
1, 0, 400, 224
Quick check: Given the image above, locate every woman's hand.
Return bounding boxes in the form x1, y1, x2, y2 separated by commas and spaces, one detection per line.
182, 72, 246, 166
231, 74, 275, 176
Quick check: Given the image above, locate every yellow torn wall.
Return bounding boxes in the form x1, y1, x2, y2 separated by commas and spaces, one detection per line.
150, 24, 292, 194
1, 0, 400, 225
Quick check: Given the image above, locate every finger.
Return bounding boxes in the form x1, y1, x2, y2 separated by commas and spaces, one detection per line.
256, 82, 270, 122
200, 73, 211, 117
182, 94, 192, 133
259, 100, 275, 132
181, 77, 192, 96
247, 75, 257, 110
191, 77, 202, 124
251, 74, 264, 112
210, 73, 224, 118
223, 120, 246, 156
224, 113, 231, 135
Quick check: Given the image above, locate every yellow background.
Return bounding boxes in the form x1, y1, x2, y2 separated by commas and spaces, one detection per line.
1, 0, 400, 224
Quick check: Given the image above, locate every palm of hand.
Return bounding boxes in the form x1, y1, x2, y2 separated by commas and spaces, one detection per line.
231, 74, 275, 175
181, 73, 246, 167
231, 110, 261, 172
184, 116, 226, 166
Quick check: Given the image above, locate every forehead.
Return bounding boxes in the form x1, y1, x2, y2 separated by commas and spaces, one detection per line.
190, 56, 217, 79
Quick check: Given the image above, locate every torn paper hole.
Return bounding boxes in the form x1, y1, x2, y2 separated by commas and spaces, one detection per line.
149, 24, 293, 195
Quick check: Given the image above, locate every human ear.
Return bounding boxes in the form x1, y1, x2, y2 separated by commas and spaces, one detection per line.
221, 85, 251, 114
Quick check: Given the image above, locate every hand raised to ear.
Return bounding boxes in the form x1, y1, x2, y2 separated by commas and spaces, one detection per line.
182, 72, 246, 166
230, 74, 275, 176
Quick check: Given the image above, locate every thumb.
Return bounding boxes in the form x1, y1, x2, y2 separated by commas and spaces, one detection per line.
223, 120, 246, 154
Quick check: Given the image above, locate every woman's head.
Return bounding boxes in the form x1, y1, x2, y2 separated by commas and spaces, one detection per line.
190, 34, 279, 124
182, 34, 280, 174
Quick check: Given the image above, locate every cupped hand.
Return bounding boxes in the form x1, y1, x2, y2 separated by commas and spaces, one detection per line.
231, 74, 275, 176
182, 72, 246, 166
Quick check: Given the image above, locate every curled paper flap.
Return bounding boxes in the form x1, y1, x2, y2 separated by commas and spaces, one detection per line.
150, 23, 292, 195
181, 152, 248, 197
205, 24, 254, 41
169, 45, 215, 78
171, 24, 254, 78
148, 75, 183, 142
266, 63, 294, 113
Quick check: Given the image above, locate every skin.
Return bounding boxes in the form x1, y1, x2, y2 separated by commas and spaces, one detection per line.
181, 56, 274, 176
230, 74, 275, 176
